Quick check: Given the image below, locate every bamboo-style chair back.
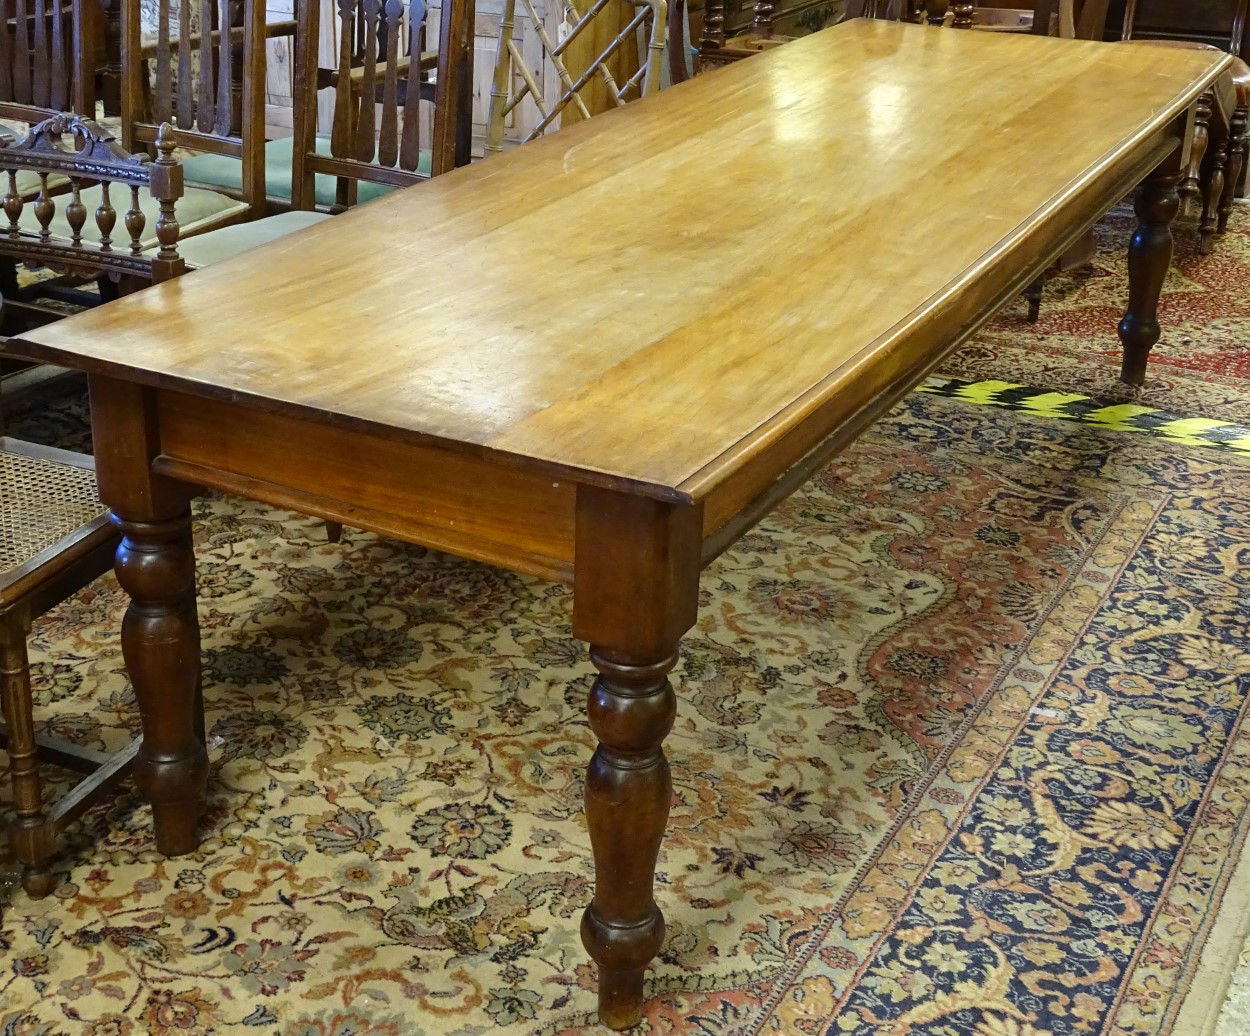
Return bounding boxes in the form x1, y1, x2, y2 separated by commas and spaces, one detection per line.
120, 0, 266, 215
0, 0, 96, 115
485, 0, 668, 154
289, 0, 474, 210
0, 114, 185, 283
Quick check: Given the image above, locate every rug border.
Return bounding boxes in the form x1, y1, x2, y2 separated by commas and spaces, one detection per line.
1174, 791, 1250, 1036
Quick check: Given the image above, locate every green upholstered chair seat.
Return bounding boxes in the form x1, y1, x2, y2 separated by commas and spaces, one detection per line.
181, 134, 426, 209
177, 210, 333, 268
17, 183, 249, 249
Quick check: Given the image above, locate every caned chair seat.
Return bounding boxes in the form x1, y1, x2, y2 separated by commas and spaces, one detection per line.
182, 134, 421, 211
0, 435, 131, 900
176, 209, 333, 268
15, 182, 250, 250
0, 443, 108, 574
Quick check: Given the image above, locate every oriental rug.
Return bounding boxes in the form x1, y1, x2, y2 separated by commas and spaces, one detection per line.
938, 205, 1250, 425
2, 378, 1250, 1036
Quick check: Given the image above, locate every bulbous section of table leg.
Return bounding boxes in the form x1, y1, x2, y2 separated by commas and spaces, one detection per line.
581, 647, 678, 1030
113, 512, 208, 856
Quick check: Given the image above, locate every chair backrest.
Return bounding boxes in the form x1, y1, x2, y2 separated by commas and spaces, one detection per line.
0, 0, 96, 115
120, 0, 266, 215
485, 0, 668, 155
288, 0, 474, 209
0, 114, 185, 283
1121, 0, 1249, 54
930, 0, 1106, 38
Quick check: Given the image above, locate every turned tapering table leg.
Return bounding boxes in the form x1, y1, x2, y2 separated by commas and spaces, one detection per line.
1200, 135, 1227, 255
573, 487, 702, 1030
90, 376, 207, 857
581, 647, 678, 1028
1219, 105, 1248, 234
113, 512, 206, 855
1117, 148, 1183, 388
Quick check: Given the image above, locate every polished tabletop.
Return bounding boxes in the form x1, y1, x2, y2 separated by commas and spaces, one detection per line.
15, 20, 1230, 502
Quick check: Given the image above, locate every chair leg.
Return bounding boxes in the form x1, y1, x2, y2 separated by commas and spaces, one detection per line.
0, 618, 57, 898
1199, 134, 1228, 256
1024, 275, 1044, 323
1219, 105, 1248, 235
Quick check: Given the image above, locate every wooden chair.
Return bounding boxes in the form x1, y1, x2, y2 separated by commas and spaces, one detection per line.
1, 0, 99, 202
118, 0, 269, 219
0, 115, 187, 330
174, 0, 473, 269
0, 372, 131, 899
485, 0, 669, 154
1, 0, 97, 116
1118, 0, 1250, 244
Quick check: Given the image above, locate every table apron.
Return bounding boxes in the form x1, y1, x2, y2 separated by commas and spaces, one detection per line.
150, 391, 578, 583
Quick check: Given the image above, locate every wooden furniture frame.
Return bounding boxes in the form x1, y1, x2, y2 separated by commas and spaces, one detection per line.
1, 0, 97, 114
11, 23, 1229, 1029
485, 0, 667, 153
120, 0, 268, 219
0, 366, 129, 896
291, 0, 475, 207
0, 115, 186, 329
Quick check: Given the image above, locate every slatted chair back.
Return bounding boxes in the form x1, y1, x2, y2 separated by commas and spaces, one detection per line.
289, 0, 474, 210
0, 114, 185, 284
0, 0, 96, 115
120, 0, 266, 216
485, 0, 668, 154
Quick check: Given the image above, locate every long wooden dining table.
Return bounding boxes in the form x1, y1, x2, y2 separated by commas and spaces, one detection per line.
10, 19, 1232, 1029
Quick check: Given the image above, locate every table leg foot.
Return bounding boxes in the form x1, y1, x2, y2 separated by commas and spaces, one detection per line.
580, 647, 677, 1030
1117, 155, 1182, 387
1023, 275, 1044, 323
113, 512, 207, 858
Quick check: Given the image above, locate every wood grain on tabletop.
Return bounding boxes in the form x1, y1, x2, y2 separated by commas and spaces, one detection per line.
14, 20, 1229, 497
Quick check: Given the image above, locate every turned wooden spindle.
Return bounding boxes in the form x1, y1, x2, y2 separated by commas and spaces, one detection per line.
951, 0, 974, 28
924, 0, 948, 26
1118, 149, 1183, 387
753, 0, 775, 38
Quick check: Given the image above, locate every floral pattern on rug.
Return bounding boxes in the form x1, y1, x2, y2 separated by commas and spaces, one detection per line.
3, 387, 1250, 1035
939, 202, 1250, 424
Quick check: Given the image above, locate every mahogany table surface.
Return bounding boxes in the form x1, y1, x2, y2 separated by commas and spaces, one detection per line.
8, 18, 1231, 1031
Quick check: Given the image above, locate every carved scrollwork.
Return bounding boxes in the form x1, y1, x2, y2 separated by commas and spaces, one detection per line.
0, 115, 152, 186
